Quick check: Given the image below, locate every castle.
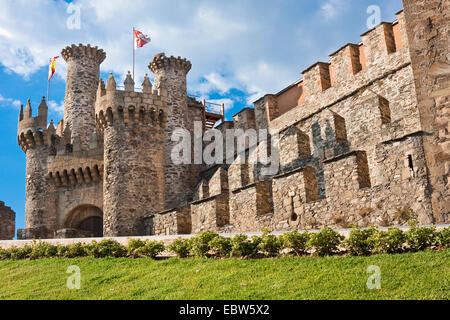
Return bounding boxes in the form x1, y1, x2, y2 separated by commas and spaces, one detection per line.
10, 0, 449, 240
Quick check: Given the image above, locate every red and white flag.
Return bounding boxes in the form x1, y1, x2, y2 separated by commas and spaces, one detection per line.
48, 56, 59, 81
134, 29, 151, 49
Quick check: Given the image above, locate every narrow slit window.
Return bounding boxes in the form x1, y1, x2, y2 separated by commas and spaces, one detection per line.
408, 155, 415, 178
408, 155, 414, 170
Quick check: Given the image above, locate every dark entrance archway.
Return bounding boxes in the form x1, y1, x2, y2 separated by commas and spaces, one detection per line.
62, 205, 103, 238
77, 216, 103, 237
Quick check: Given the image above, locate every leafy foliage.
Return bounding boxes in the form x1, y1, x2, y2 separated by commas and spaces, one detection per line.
127, 239, 165, 258
371, 228, 405, 254
0, 226, 447, 261
405, 225, 436, 252
29, 241, 58, 260
435, 227, 450, 249
209, 236, 232, 258
167, 238, 191, 258
280, 230, 311, 256
309, 227, 344, 256
189, 231, 219, 257
85, 239, 127, 258
258, 229, 282, 257
230, 234, 261, 258
344, 227, 376, 256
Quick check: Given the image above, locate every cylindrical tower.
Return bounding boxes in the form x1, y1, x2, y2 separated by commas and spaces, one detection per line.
149, 53, 195, 209
96, 73, 167, 236
17, 97, 58, 239
61, 44, 106, 149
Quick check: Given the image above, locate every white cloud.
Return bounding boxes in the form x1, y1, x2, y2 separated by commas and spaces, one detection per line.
0, 0, 402, 110
48, 100, 64, 115
321, 0, 345, 20
0, 93, 21, 108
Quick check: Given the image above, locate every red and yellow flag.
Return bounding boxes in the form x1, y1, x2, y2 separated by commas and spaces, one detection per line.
48, 56, 59, 81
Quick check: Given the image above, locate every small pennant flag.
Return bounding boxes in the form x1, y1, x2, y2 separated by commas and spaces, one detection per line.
48, 56, 59, 81
134, 29, 151, 49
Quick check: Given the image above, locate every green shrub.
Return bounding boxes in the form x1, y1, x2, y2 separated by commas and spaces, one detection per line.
371, 228, 405, 254
29, 241, 58, 259
134, 241, 165, 259
344, 227, 376, 256
0, 247, 11, 260
280, 230, 311, 256
258, 229, 282, 257
64, 243, 88, 258
209, 236, 232, 258
56, 245, 70, 258
85, 239, 127, 258
230, 234, 261, 258
405, 225, 436, 252
8, 245, 32, 260
127, 239, 164, 258
189, 231, 219, 257
126, 239, 147, 258
435, 227, 450, 249
168, 238, 191, 258
309, 227, 344, 256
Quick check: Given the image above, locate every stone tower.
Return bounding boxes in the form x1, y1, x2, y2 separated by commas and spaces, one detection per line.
95, 72, 167, 236
402, 0, 450, 223
17, 97, 58, 239
0, 201, 15, 240
61, 44, 106, 149
149, 53, 196, 209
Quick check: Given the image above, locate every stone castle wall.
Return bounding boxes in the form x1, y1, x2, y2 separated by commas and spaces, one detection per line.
14, 0, 448, 240
402, 0, 450, 223
0, 202, 15, 240
146, 3, 447, 236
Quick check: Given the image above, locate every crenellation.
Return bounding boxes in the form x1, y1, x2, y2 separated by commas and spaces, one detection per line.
361, 22, 397, 68
302, 62, 332, 96
61, 44, 106, 64
329, 43, 362, 85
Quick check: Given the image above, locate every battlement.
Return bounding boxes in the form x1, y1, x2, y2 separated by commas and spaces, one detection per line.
61, 43, 106, 63
17, 97, 54, 153
148, 53, 192, 73
256, 10, 409, 129
18, 97, 47, 134
95, 72, 168, 130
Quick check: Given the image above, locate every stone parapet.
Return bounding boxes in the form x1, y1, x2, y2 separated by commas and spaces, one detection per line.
61, 43, 106, 64
148, 53, 192, 74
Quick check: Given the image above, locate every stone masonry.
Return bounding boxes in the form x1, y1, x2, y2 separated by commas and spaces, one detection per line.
0, 202, 15, 240
14, 0, 448, 239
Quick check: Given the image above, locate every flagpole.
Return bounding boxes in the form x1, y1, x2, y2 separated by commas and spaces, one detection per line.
132, 27, 135, 81
47, 58, 50, 102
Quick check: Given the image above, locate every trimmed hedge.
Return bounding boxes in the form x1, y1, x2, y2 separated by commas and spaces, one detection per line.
0, 226, 448, 261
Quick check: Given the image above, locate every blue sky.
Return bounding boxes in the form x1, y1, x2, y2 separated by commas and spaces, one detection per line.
0, 0, 402, 235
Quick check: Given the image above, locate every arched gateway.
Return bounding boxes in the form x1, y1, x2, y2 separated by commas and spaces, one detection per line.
62, 205, 103, 237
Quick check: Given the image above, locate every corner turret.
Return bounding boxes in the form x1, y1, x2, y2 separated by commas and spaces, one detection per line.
17, 97, 51, 153
61, 44, 106, 150
149, 53, 198, 209
17, 97, 58, 239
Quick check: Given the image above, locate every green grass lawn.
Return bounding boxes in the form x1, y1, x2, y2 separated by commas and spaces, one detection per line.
0, 250, 448, 300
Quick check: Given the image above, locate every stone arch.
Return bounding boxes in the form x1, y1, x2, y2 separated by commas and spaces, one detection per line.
62, 204, 103, 237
